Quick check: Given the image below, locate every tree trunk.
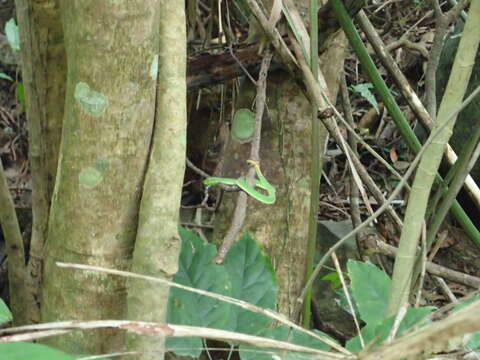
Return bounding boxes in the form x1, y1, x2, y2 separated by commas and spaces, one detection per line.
126, 1, 187, 359
15, 0, 66, 324
41, 0, 160, 354
213, 31, 347, 318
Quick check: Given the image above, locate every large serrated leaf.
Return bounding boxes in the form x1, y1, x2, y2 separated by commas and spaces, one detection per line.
222, 232, 277, 335
347, 306, 434, 353
347, 260, 391, 326
239, 326, 334, 360
0, 298, 12, 325
0, 342, 74, 360
167, 228, 233, 357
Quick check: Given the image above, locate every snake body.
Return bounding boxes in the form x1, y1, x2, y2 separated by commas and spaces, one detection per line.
203, 160, 276, 204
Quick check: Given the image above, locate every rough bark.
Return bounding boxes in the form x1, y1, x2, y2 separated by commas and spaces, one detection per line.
15, 0, 66, 323
41, 0, 159, 354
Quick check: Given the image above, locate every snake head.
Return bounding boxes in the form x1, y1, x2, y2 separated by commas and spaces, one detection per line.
246, 159, 260, 170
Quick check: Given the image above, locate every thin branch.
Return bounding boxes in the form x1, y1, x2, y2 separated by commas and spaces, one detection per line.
186, 158, 211, 178
54, 262, 350, 355
374, 236, 480, 289
356, 9, 480, 212
213, 49, 274, 264
0, 158, 28, 323
297, 77, 479, 305
0, 320, 344, 359
341, 73, 366, 259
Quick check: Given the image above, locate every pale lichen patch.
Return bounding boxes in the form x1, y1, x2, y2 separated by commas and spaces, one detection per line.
150, 55, 159, 80
74, 82, 108, 116
78, 158, 111, 189
79, 167, 104, 189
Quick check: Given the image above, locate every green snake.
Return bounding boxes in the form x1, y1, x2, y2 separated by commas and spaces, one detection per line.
203, 160, 276, 204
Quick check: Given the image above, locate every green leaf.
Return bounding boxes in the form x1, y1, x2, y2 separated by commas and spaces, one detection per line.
16, 82, 25, 107
321, 272, 341, 289
0, 298, 12, 325
166, 229, 279, 355
453, 295, 480, 311
335, 286, 359, 318
350, 83, 379, 113
231, 108, 255, 143
0, 342, 74, 360
222, 232, 277, 335
0, 73, 13, 81
5, 18, 20, 51
346, 306, 434, 353
453, 296, 480, 349
347, 260, 391, 326
346, 321, 379, 353
166, 337, 203, 358
375, 306, 434, 339
166, 228, 233, 357
467, 332, 480, 350
240, 326, 334, 360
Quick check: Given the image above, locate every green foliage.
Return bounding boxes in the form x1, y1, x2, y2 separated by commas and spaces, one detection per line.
167, 229, 278, 357
231, 0, 250, 25
167, 227, 233, 356
0, 298, 12, 325
349, 83, 379, 113
321, 272, 341, 290
334, 285, 359, 318
5, 19, 20, 51
453, 295, 480, 349
231, 108, 255, 143
222, 232, 277, 334
345, 260, 435, 353
0, 342, 74, 360
15, 82, 25, 107
346, 306, 434, 352
0, 73, 13, 81
239, 327, 334, 360
347, 260, 391, 326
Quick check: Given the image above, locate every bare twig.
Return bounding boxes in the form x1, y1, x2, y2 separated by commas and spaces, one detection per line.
356, 10, 480, 211
332, 252, 364, 348
373, 240, 480, 289
341, 72, 366, 258
385, 38, 429, 59
0, 320, 345, 359
0, 158, 29, 324
433, 276, 458, 303
297, 78, 480, 305
186, 158, 211, 178
213, 49, 274, 264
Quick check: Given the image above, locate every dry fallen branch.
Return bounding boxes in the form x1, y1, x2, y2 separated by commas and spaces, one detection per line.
373, 239, 480, 289
0, 320, 346, 360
